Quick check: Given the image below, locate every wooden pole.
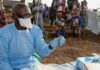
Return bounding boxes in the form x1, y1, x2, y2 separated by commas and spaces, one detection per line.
33, 0, 35, 4
21, 0, 25, 3
0, 0, 3, 10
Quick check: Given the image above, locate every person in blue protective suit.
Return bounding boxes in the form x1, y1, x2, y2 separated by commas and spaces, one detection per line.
0, 3, 65, 70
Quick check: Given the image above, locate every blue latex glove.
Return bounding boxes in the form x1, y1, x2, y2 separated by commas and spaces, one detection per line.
50, 36, 65, 48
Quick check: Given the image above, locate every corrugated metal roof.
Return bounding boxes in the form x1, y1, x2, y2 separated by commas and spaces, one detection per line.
3, 0, 20, 7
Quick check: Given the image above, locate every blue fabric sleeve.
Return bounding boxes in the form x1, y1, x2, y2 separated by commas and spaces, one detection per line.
32, 26, 53, 57
78, 16, 83, 28
0, 27, 13, 70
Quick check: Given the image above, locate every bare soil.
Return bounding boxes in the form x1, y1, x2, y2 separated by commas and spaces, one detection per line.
42, 31, 100, 64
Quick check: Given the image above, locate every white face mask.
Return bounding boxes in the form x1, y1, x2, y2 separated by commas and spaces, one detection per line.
18, 18, 33, 29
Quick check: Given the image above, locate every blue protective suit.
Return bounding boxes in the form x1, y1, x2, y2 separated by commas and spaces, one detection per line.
0, 24, 53, 70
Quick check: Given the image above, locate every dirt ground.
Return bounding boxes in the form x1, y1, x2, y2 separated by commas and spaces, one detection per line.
42, 31, 100, 64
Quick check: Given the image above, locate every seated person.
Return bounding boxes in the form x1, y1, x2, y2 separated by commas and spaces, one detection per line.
55, 14, 65, 36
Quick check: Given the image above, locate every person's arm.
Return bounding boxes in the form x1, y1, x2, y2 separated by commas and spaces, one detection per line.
32, 26, 53, 57
0, 28, 13, 70
32, 25, 65, 57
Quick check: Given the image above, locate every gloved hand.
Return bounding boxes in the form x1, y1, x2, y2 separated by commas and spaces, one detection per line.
50, 36, 65, 48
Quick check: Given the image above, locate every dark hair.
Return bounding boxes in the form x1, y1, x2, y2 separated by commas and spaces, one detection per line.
12, 3, 28, 15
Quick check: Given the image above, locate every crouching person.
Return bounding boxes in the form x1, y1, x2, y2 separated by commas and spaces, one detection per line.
0, 3, 65, 70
